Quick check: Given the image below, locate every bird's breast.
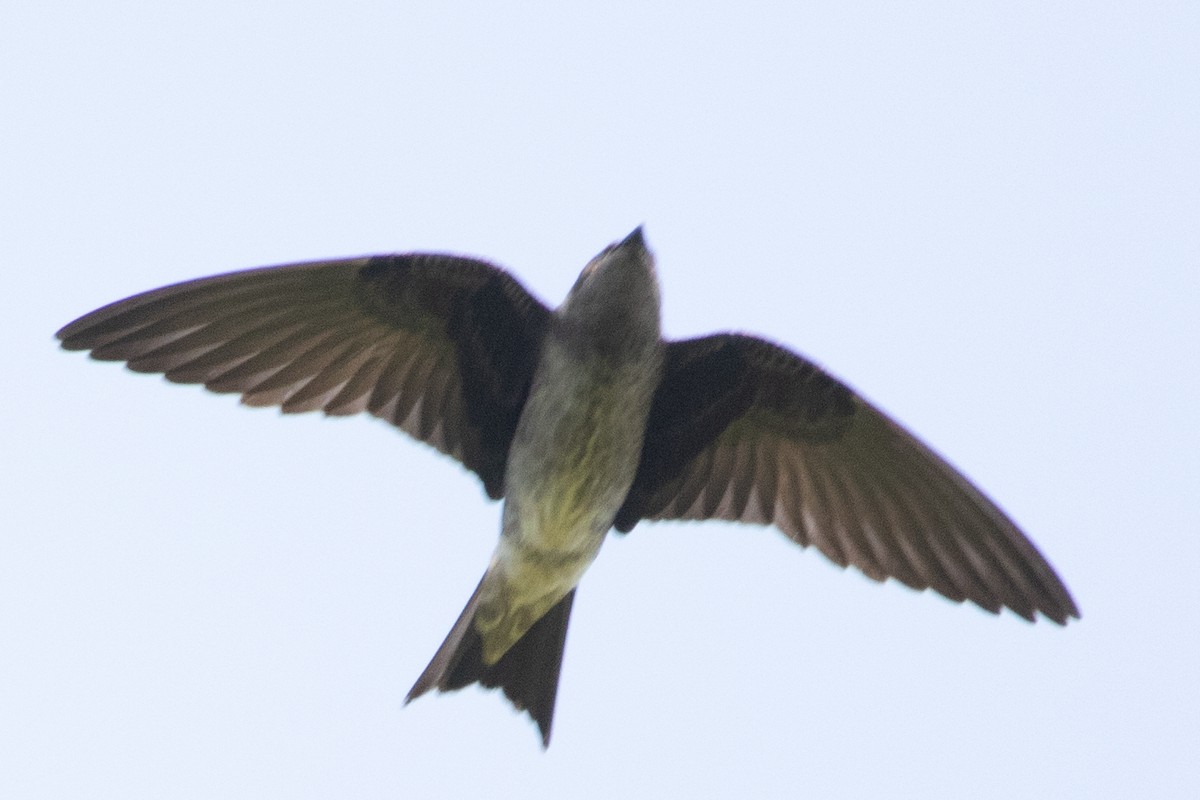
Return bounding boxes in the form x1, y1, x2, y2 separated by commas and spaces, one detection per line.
474, 306, 663, 663
473, 338, 660, 663
502, 335, 661, 557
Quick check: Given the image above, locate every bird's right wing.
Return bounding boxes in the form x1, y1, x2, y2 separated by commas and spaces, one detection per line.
615, 334, 1078, 624
57, 254, 552, 499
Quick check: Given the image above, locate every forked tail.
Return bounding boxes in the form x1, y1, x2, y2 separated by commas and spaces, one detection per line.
405, 577, 577, 747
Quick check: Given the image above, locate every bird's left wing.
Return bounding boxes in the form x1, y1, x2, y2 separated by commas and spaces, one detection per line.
57, 255, 551, 499
614, 333, 1079, 624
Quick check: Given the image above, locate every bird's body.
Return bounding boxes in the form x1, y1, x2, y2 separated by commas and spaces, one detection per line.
483, 318, 662, 662
408, 235, 664, 721
57, 228, 1079, 746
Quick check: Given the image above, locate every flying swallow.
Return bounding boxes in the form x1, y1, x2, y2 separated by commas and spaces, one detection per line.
56, 228, 1079, 746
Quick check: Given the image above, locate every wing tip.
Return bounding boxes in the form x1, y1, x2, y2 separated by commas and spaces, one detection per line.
970, 592, 1080, 626
55, 326, 90, 350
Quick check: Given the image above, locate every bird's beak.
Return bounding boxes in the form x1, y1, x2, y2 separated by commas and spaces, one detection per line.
620, 226, 647, 250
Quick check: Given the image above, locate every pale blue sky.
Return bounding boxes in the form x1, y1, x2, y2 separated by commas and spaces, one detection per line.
3, 3, 1197, 798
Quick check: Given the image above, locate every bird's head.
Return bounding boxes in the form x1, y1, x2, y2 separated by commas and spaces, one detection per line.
557, 227, 662, 356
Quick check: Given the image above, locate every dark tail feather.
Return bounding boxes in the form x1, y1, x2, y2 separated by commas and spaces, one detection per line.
406, 578, 577, 747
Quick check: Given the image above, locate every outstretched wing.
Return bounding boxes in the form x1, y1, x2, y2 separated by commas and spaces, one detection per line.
615, 334, 1079, 624
57, 254, 551, 499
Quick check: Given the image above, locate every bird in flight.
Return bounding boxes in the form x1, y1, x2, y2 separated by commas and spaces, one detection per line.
57, 228, 1078, 746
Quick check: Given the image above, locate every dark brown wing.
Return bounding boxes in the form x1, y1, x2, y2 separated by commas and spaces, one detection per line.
56, 254, 551, 499
615, 334, 1079, 624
